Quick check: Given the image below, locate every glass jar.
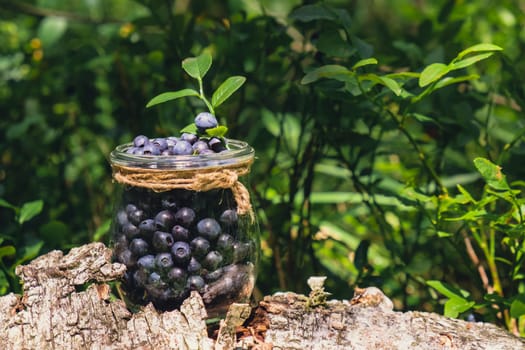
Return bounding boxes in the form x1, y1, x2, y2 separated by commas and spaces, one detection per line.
109, 139, 258, 317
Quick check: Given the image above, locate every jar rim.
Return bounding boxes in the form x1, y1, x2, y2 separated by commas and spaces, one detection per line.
109, 138, 254, 169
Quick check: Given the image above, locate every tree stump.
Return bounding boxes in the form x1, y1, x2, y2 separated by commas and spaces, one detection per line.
0, 243, 523, 349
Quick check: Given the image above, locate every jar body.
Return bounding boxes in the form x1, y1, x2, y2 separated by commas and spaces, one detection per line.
109, 140, 258, 317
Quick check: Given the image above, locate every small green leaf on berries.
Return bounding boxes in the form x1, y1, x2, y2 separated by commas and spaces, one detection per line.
205, 126, 228, 138
180, 123, 198, 135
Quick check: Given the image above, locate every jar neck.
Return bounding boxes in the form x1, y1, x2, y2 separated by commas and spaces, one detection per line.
109, 138, 254, 170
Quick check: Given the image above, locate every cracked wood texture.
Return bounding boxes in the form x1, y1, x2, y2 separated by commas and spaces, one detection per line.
0, 243, 523, 350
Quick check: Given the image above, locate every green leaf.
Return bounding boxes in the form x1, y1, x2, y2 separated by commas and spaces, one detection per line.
419, 63, 450, 87
0, 269, 9, 295
15, 239, 44, 266
40, 220, 69, 245
353, 239, 370, 271
510, 295, 525, 318
352, 58, 378, 70
455, 43, 503, 61
289, 4, 338, 22
18, 200, 43, 225
211, 76, 246, 108
0, 199, 16, 211
93, 219, 111, 242
0, 245, 16, 259
377, 76, 402, 96
182, 52, 212, 80
434, 74, 480, 90
146, 89, 199, 108
301, 65, 352, 84
38, 16, 68, 48
437, 231, 453, 238
444, 297, 475, 318
180, 123, 198, 135
450, 52, 495, 70
473, 157, 510, 191
427, 280, 470, 299
205, 126, 228, 138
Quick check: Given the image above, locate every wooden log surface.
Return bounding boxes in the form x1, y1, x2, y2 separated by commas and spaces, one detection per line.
0, 242, 523, 349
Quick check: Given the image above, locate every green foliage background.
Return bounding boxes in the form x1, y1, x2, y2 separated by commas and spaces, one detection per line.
1, 0, 525, 335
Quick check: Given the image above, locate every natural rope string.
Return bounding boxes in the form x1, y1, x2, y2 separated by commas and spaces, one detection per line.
111, 158, 254, 217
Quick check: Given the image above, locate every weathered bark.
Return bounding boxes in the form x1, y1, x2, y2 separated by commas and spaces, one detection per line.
0, 243, 523, 350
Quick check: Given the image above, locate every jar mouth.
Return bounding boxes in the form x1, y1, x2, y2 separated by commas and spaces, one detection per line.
110, 138, 254, 169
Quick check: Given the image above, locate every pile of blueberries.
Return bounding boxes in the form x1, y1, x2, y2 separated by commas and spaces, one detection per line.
125, 112, 227, 156
113, 187, 255, 311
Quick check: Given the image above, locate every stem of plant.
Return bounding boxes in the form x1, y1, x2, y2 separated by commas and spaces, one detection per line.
197, 77, 214, 114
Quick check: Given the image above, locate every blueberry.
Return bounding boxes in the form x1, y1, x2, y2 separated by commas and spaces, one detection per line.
126, 204, 138, 215
151, 138, 168, 151
220, 209, 238, 226
155, 252, 174, 271
133, 135, 149, 147
197, 218, 221, 241
174, 207, 196, 227
187, 257, 202, 274
139, 219, 156, 237
126, 146, 137, 154
192, 140, 210, 154
129, 238, 149, 256
133, 269, 149, 287
137, 254, 156, 271
171, 241, 191, 266
232, 241, 251, 263
173, 140, 194, 155
117, 249, 136, 268
198, 148, 214, 155
195, 112, 218, 130
166, 137, 178, 147
204, 268, 223, 282
171, 225, 190, 241
154, 210, 176, 231
208, 137, 226, 152
216, 234, 234, 254
128, 209, 145, 226
187, 275, 205, 291
123, 223, 141, 239
147, 271, 163, 286
180, 133, 198, 144
202, 251, 223, 271
133, 148, 145, 155
116, 210, 129, 227
152, 231, 174, 252
143, 143, 161, 155
167, 267, 187, 287
190, 237, 210, 258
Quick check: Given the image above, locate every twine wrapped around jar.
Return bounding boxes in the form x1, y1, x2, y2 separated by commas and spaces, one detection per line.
111, 158, 254, 218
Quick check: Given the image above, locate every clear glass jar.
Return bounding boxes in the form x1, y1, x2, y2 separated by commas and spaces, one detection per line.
109, 139, 258, 317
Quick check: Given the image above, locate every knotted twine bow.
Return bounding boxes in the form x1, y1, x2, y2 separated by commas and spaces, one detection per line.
111, 158, 254, 219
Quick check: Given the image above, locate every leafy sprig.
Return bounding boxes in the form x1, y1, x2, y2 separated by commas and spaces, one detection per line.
146, 52, 246, 138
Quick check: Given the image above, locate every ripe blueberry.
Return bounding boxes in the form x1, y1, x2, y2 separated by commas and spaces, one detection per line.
190, 237, 210, 258
137, 254, 156, 271
133, 135, 149, 147
174, 207, 196, 227
202, 251, 223, 271
152, 231, 174, 252
197, 218, 221, 241
195, 112, 218, 131
129, 238, 149, 256
171, 241, 191, 266
155, 252, 174, 271
220, 209, 238, 226
173, 140, 193, 155
154, 210, 176, 231
171, 225, 190, 241
187, 275, 205, 292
